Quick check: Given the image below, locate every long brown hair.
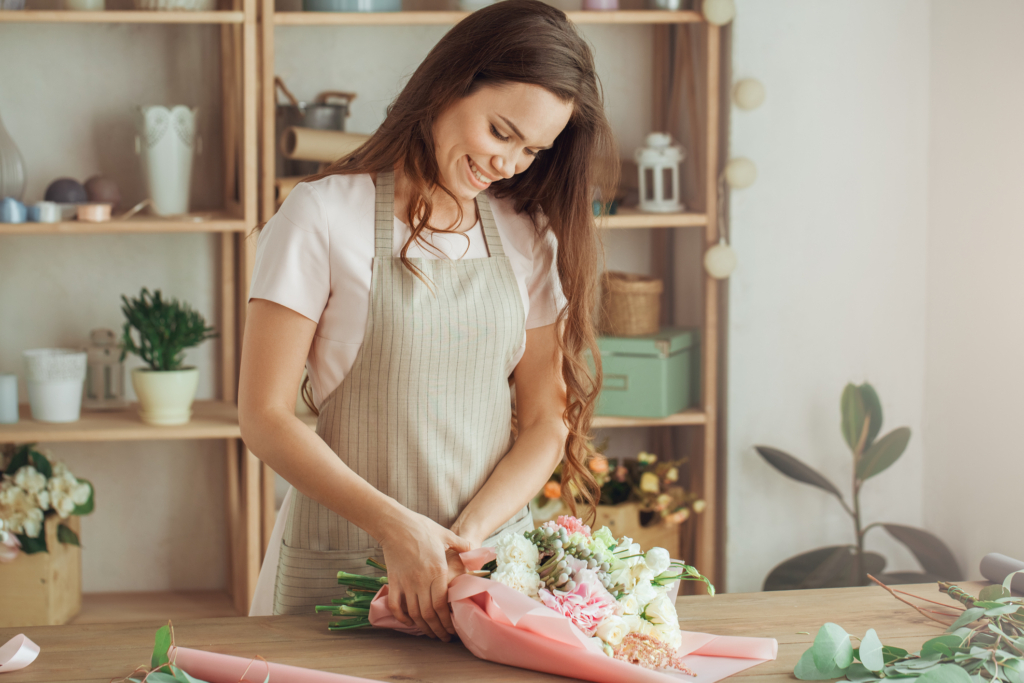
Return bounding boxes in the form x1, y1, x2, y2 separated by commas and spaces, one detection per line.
300, 0, 615, 521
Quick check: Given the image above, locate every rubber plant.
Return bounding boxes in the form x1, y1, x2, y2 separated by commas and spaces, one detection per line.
755, 382, 962, 590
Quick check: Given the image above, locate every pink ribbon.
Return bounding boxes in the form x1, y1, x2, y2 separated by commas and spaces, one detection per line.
0, 634, 40, 673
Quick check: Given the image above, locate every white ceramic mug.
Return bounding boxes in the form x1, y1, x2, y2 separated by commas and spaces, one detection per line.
23, 348, 87, 423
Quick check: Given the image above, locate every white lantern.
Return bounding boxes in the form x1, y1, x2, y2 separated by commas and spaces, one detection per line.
84, 328, 127, 410
635, 132, 684, 213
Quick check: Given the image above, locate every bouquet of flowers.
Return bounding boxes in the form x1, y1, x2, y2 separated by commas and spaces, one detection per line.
0, 444, 94, 560
318, 515, 716, 678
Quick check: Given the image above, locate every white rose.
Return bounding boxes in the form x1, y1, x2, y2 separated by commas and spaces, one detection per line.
645, 547, 671, 576
495, 532, 540, 569
622, 614, 644, 634
595, 616, 629, 647
71, 481, 91, 506
633, 579, 658, 607
14, 466, 47, 495
22, 507, 44, 538
34, 490, 50, 511
631, 560, 655, 584
54, 494, 76, 518
637, 619, 660, 639
491, 563, 541, 598
644, 593, 679, 626
618, 593, 640, 616
655, 621, 683, 650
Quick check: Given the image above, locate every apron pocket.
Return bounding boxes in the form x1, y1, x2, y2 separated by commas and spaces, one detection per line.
273, 541, 385, 615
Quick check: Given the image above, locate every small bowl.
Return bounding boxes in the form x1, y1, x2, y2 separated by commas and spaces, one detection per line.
77, 203, 113, 222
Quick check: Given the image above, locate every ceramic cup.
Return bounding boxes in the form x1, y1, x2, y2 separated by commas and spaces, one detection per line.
0, 374, 18, 424
27, 201, 61, 223
23, 348, 88, 423
1, 197, 27, 223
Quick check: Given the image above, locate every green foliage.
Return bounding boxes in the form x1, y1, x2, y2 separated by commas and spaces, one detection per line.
16, 533, 47, 553
72, 479, 95, 516
125, 624, 219, 683
757, 382, 961, 590
120, 288, 217, 372
57, 524, 80, 546
796, 582, 1024, 683
4, 443, 51, 477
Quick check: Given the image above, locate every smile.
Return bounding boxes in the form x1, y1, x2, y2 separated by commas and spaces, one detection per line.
467, 156, 495, 188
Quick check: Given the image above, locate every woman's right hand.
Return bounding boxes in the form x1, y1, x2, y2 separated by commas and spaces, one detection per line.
378, 511, 473, 641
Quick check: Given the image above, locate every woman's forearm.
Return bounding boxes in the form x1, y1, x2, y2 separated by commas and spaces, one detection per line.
239, 407, 408, 542
451, 417, 566, 545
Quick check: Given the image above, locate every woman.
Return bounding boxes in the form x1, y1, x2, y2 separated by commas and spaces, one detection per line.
238, 0, 615, 638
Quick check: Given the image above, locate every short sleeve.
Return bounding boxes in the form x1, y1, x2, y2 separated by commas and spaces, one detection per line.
525, 226, 566, 329
249, 182, 330, 323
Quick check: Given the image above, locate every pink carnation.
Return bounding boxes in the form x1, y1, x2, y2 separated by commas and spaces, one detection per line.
555, 515, 592, 537
0, 532, 21, 563
538, 570, 618, 636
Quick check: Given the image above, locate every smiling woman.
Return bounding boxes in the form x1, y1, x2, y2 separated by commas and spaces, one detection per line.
237, 0, 618, 635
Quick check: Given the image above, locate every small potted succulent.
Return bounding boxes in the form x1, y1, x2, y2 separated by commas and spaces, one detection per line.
120, 288, 216, 426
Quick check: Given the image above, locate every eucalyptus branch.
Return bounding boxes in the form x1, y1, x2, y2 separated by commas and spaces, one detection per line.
867, 575, 955, 626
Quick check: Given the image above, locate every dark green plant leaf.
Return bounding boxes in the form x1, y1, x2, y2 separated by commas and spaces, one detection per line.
151, 625, 172, 669
754, 446, 846, 502
875, 571, 939, 585
947, 607, 986, 632
847, 663, 882, 683
4, 444, 31, 475
842, 384, 868, 452
979, 585, 1012, 601
813, 623, 855, 672
795, 647, 849, 680
883, 646, 910, 664
858, 384, 884, 450
16, 532, 48, 553
764, 546, 886, 591
857, 428, 911, 481
121, 288, 217, 371
881, 524, 963, 580
29, 449, 53, 478
860, 629, 885, 671
917, 664, 973, 683
921, 635, 964, 658
71, 479, 95, 516
57, 524, 80, 546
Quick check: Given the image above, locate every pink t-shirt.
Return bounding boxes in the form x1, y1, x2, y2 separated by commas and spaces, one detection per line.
249, 173, 565, 408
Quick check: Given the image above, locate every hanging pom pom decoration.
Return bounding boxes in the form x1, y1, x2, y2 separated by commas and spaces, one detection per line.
704, 175, 738, 280
732, 79, 765, 110
702, 0, 735, 26
724, 157, 757, 189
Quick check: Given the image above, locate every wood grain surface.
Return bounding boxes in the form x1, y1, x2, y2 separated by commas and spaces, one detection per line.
0, 582, 987, 683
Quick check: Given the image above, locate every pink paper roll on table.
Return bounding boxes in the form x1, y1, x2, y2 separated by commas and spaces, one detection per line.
170, 647, 380, 683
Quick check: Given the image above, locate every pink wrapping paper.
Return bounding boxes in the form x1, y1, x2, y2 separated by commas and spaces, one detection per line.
0, 634, 40, 673
366, 547, 778, 683
170, 647, 379, 683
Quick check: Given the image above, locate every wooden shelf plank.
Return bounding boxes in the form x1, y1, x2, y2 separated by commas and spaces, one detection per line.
71, 590, 238, 625
599, 208, 707, 229
274, 9, 702, 25
1, 401, 243, 443
592, 408, 706, 428
0, 213, 247, 235
0, 9, 245, 23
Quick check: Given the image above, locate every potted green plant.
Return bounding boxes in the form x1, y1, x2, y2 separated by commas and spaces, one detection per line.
120, 288, 216, 426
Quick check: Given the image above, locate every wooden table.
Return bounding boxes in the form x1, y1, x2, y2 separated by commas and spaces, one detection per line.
0, 582, 985, 683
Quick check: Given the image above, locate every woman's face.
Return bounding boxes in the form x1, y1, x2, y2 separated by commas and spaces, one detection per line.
432, 82, 573, 202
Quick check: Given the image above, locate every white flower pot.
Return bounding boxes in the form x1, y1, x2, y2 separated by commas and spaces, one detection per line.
131, 367, 199, 426
23, 349, 87, 423
135, 105, 198, 216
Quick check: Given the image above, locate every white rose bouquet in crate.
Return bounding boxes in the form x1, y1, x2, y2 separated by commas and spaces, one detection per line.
0, 443, 94, 558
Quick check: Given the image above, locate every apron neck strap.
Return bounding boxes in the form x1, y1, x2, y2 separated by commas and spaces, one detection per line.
374, 170, 505, 258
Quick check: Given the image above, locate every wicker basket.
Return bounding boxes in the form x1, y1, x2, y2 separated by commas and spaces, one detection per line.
598, 271, 663, 337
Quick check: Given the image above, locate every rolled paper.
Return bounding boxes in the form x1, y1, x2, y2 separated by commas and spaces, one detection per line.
0, 634, 40, 673
275, 176, 305, 205
170, 647, 378, 683
281, 127, 370, 163
980, 553, 1024, 593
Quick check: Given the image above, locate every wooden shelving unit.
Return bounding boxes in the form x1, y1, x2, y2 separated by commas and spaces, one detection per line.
0, 213, 247, 235
0, 9, 244, 22
260, 5, 725, 590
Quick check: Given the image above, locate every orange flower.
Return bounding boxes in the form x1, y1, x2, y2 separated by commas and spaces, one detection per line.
588, 456, 609, 474
543, 481, 562, 499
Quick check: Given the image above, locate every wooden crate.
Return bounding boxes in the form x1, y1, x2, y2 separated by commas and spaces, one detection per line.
0, 514, 82, 627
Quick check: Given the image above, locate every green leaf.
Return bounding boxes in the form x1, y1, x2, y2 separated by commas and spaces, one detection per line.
151, 625, 172, 670
795, 648, 849, 681
947, 608, 986, 632
5, 444, 31, 475
881, 525, 962, 580
917, 665, 975, 683
847, 663, 882, 683
145, 674, 180, 683
857, 427, 911, 480
842, 384, 868, 452
1004, 570, 1024, 594
16, 533, 47, 553
921, 635, 965, 658
170, 665, 211, 683
764, 546, 886, 591
883, 646, 911, 664
984, 605, 1021, 617
813, 623, 855, 672
755, 446, 848, 502
860, 629, 885, 671
979, 585, 1012, 601
71, 480, 95, 516
29, 449, 53, 479
57, 524, 80, 546
858, 384, 884, 450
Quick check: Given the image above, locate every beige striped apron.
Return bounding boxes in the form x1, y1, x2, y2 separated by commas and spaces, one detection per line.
272, 171, 534, 615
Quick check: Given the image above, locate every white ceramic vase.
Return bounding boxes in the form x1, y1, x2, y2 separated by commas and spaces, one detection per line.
23, 349, 88, 423
131, 367, 199, 426
135, 105, 198, 217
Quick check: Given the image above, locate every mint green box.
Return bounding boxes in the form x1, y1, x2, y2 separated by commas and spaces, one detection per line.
595, 328, 700, 418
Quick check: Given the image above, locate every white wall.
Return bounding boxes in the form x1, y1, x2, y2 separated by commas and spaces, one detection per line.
923, 0, 1024, 576
726, 0, 931, 593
